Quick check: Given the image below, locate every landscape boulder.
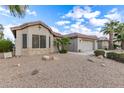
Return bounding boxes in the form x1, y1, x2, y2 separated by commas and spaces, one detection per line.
42, 55, 50, 60
97, 55, 104, 59
101, 63, 106, 67
42, 55, 58, 61
31, 69, 39, 75
88, 58, 95, 63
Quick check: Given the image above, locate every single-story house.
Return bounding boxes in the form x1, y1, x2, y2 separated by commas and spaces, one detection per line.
11, 21, 107, 56
65, 33, 98, 52
11, 21, 62, 56
97, 37, 109, 49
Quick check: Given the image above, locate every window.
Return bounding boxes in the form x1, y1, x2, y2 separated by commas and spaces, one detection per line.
40, 35, 46, 48
32, 35, 39, 48
49, 36, 51, 48
32, 35, 46, 48
22, 34, 27, 48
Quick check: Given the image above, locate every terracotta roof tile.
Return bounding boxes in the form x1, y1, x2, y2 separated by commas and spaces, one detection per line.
11, 21, 62, 37
64, 33, 98, 40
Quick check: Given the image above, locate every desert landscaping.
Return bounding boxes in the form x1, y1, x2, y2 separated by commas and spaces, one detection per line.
0, 52, 124, 88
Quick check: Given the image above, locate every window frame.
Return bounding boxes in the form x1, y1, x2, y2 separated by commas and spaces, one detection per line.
22, 34, 27, 48
32, 35, 40, 48
32, 34, 46, 48
40, 35, 46, 48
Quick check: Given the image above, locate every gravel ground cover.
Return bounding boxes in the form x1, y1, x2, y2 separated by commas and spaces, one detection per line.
0, 53, 124, 88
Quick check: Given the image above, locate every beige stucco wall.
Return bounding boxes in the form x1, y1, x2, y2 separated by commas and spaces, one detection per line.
15, 25, 54, 56
98, 40, 109, 49
68, 38, 78, 52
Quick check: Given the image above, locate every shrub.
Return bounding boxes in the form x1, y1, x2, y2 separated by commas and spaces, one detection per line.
59, 49, 67, 54
106, 52, 124, 62
118, 53, 124, 62
113, 44, 120, 49
54, 37, 70, 54
0, 39, 14, 53
94, 49, 105, 57
106, 52, 119, 60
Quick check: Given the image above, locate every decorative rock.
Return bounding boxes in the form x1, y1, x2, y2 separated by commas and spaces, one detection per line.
97, 55, 104, 59
31, 69, 39, 75
17, 64, 21, 67
42, 55, 50, 60
101, 63, 106, 67
51, 56, 58, 60
88, 58, 95, 62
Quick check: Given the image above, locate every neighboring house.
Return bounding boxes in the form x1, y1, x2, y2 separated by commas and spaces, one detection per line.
11, 21, 62, 56
97, 37, 109, 49
65, 33, 98, 52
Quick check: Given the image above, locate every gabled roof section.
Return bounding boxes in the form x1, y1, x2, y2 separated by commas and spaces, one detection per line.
98, 37, 109, 41
64, 33, 98, 40
11, 21, 62, 37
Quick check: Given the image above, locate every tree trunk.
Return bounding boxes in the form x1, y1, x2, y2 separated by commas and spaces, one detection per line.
109, 32, 114, 50
121, 40, 124, 50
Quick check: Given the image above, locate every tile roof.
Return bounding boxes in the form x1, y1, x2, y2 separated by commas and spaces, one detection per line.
11, 21, 62, 37
64, 33, 98, 40
98, 37, 109, 41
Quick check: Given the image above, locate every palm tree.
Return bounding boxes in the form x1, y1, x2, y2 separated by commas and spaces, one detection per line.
3, 5, 28, 18
101, 20, 119, 50
0, 24, 4, 39
114, 23, 124, 49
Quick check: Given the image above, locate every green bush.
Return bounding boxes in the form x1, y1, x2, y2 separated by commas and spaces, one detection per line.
118, 53, 124, 62
0, 39, 14, 53
113, 44, 120, 49
106, 52, 124, 62
59, 49, 67, 54
106, 52, 119, 60
94, 49, 105, 57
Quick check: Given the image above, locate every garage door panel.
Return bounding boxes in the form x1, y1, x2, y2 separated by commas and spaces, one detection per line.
79, 40, 93, 51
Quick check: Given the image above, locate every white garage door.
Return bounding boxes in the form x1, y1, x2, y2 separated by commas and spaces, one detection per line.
79, 40, 94, 52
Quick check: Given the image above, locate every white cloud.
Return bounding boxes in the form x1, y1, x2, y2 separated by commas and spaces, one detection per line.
56, 20, 70, 26
89, 18, 108, 26
26, 9, 37, 16
104, 8, 121, 21
0, 6, 10, 17
84, 11, 101, 19
3, 24, 18, 42
64, 6, 84, 19
83, 6, 91, 12
76, 18, 84, 23
61, 21, 105, 37
64, 26, 70, 29
110, 8, 118, 13
0, 6, 37, 17
50, 26, 61, 33
63, 6, 101, 20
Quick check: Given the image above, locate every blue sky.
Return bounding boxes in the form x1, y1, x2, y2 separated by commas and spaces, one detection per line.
1, 5, 124, 41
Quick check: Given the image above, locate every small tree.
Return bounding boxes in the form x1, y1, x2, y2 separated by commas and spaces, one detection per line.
54, 37, 70, 53
0, 39, 14, 53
